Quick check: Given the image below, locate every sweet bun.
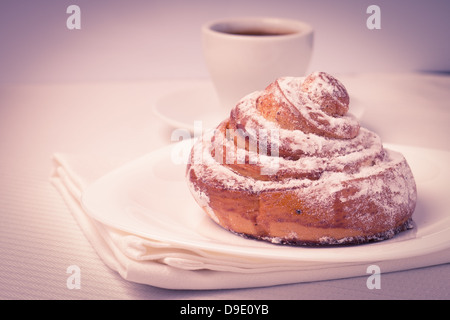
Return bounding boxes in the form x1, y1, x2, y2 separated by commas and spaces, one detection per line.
186, 72, 417, 245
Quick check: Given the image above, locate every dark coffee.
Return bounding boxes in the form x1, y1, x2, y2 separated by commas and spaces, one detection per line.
223, 28, 295, 36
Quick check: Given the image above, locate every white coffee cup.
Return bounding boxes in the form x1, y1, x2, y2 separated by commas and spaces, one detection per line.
202, 17, 314, 110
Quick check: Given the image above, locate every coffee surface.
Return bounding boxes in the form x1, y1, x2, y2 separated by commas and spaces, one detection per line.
223, 28, 295, 36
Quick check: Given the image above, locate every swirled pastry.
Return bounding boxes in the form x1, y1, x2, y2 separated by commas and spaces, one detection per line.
186, 72, 417, 245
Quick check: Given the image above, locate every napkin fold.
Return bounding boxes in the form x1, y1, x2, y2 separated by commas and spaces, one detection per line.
51, 153, 450, 290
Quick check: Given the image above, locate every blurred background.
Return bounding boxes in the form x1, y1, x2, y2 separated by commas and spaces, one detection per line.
1, 0, 449, 84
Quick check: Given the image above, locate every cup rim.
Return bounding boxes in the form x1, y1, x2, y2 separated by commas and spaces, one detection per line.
202, 16, 313, 40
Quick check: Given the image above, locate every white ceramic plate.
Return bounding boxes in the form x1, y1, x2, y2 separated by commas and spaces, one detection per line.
81, 140, 450, 263
152, 81, 365, 131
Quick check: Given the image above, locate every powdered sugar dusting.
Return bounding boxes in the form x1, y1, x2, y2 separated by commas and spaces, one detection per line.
305, 71, 348, 100
186, 73, 417, 245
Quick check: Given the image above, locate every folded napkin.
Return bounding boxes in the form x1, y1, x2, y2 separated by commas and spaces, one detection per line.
51, 152, 450, 290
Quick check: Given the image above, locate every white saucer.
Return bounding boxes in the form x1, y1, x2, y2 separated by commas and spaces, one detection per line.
152, 80, 365, 131
152, 81, 229, 131
81, 140, 450, 264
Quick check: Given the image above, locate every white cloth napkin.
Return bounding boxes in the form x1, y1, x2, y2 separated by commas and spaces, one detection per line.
51, 153, 450, 290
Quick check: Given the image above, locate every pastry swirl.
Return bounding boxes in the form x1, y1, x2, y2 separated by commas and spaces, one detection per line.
186, 72, 417, 245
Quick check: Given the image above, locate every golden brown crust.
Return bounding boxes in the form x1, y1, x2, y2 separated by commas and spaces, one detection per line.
186, 72, 417, 246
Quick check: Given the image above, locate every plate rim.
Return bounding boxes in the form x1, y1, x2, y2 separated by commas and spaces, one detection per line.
81, 140, 450, 263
